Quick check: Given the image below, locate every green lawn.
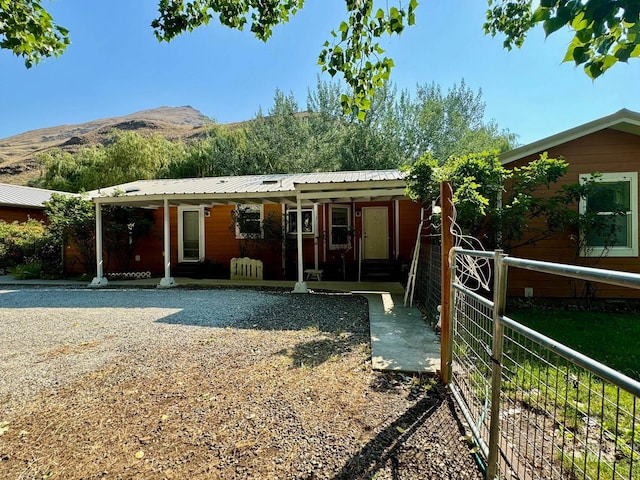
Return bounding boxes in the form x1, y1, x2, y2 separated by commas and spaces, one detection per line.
506, 308, 640, 381
503, 307, 640, 479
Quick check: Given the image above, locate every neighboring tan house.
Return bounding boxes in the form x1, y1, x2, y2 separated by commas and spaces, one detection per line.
500, 108, 640, 299
86, 170, 422, 290
0, 183, 67, 223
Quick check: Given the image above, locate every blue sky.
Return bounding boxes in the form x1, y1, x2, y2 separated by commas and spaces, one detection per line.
1, 0, 639, 146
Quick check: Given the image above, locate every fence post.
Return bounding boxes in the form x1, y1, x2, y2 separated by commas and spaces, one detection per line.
440, 181, 454, 384
486, 250, 508, 479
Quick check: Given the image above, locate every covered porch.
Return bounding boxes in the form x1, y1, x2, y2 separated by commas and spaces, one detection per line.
87, 171, 413, 292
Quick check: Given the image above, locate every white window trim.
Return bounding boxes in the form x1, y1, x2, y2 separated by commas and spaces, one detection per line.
579, 172, 638, 258
329, 204, 351, 250
235, 204, 264, 239
177, 206, 205, 263
286, 207, 314, 235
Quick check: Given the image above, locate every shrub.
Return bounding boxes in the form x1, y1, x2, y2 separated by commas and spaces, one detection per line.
8, 261, 42, 280
0, 219, 47, 269
0, 219, 62, 278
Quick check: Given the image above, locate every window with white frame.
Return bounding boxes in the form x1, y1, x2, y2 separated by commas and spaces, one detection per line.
579, 172, 638, 257
329, 205, 351, 249
234, 204, 263, 239
178, 206, 205, 262
287, 209, 314, 235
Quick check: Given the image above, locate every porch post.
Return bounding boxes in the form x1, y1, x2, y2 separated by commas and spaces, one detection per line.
322, 203, 327, 263
292, 193, 308, 293
90, 202, 108, 287
281, 204, 287, 277
159, 198, 175, 288
313, 203, 319, 270
394, 200, 400, 260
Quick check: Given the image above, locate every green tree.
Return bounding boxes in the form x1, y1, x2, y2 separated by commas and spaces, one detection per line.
336, 121, 402, 171
44, 193, 156, 275
164, 125, 251, 178
0, 0, 69, 67
306, 76, 348, 120
405, 150, 577, 250
252, 83, 402, 172
171, 90, 324, 177
34, 147, 107, 192
244, 90, 314, 173
498, 153, 574, 250
230, 79, 513, 173
307, 78, 514, 168
34, 131, 187, 192
381, 80, 516, 163
44, 193, 96, 274
34, 80, 513, 184
407, 151, 635, 256
5, 2, 636, 113
102, 204, 155, 271
98, 131, 186, 187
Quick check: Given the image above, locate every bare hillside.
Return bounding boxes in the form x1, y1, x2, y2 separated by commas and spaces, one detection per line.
0, 106, 212, 185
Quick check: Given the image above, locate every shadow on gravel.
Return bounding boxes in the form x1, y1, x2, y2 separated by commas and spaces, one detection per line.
275, 335, 361, 369
332, 383, 483, 480
1, 287, 373, 369
0, 288, 369, 335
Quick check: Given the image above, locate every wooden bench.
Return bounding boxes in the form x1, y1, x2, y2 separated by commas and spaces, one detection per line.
304, 268, 324, 281
230, 257, 263, 280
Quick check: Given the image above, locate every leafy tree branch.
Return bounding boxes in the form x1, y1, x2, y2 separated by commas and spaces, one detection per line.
0, 0, 69, 67
485, 0, 640, 79
3, 1, 637, 112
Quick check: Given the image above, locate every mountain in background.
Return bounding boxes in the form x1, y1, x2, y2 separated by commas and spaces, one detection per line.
0, 106, 213, 185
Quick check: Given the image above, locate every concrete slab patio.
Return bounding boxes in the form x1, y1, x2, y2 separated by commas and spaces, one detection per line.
359, 292, 441, 374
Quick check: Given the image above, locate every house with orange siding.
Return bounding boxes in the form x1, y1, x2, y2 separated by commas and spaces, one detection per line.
86, 170, 422, 291
500, 109, 640, 299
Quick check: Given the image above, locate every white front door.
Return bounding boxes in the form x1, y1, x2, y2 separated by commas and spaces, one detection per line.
362, 207, 389, 260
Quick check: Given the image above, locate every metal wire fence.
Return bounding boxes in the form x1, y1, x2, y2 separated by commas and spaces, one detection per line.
448, 248, 640, 480
414, 235, 441, 327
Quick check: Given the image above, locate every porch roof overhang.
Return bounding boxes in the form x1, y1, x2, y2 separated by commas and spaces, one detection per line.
88, 170, 410, 207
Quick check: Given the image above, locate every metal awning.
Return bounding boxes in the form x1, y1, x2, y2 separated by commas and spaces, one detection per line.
88, 170, 409, 207
88, 170, 411, 291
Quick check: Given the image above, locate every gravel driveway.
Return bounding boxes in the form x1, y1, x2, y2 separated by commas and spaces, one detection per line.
0, 286, 483, 479
1, 287, 288, 417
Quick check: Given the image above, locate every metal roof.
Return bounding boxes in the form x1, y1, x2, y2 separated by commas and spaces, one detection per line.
500, 108, 640, 165
89, 170, 409, 207
0, 183, 73, 209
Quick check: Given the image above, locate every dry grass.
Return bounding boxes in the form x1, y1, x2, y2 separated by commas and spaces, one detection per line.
0, 326, 482, 479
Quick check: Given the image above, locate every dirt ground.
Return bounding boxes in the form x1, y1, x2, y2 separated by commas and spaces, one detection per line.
0, 289, 484, 479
